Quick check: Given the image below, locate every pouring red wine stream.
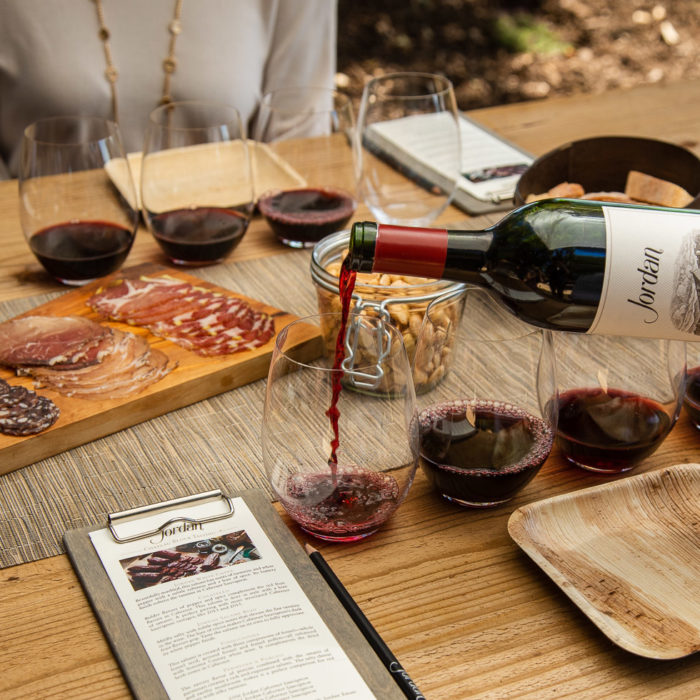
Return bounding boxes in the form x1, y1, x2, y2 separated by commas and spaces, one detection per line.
326, 257, 357, 469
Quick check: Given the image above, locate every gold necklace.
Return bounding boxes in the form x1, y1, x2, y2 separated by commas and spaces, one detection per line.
92, 0, 184, 124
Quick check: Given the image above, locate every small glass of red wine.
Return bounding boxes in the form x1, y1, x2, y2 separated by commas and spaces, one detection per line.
262, 313, 418, 542
142, 101, 254, 266
413, 288, 558, 508
683, 343, 700, 431
18, 116, 138, 285
551, 333, 686, 473
253, 88, 357, 248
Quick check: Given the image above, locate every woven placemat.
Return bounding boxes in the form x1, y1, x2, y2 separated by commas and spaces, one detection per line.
0, 250, 318, 568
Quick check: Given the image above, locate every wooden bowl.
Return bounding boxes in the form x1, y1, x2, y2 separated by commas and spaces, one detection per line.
514, 136, 700, 208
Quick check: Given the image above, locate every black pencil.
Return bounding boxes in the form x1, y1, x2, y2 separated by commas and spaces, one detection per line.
305, 543, 425, 700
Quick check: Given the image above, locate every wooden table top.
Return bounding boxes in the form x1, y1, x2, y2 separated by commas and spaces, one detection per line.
2, 79, 699, 699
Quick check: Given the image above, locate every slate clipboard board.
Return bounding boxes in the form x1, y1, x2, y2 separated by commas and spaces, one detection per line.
63, 489, 405, 700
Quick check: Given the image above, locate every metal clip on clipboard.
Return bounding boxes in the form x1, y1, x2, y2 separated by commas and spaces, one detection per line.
107, 489, 235, 544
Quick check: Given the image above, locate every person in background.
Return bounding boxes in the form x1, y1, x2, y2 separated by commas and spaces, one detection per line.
0, 0, 338, 178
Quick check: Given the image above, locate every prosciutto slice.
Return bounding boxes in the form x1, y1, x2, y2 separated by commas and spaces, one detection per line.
0, 315, 174, 401
23, 329, 172, 399
0, 315, 112, 368
88, 275, 276, 356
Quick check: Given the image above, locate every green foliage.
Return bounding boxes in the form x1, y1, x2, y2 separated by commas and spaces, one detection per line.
493, 13, 572, 54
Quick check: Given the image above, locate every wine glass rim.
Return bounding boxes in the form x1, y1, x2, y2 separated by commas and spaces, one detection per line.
363, 71, 455, 99
23, 115, 120, 145
147, 100, 243, 130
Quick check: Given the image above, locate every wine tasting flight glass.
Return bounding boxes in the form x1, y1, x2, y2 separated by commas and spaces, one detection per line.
19, 116, 138, 285
253, 87, 357, 248
262, 313, 418, 541
684, 341, 700, 431
141, 100, 254, 265
355, 72, 461, 226
413, 287, 558, 508
552, 333, 686, 473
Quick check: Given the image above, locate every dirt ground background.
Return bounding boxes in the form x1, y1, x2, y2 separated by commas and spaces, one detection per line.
336, 0, 700, 110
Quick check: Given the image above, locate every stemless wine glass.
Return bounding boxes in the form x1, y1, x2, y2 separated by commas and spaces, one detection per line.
262, 312, 418, 541
253, 87, 357, 248
142, 100, 254, 265
355, 72, 461, 226
553, 333, 686, 473
19, 116, 138, 285
684, 342, 700, 431
413, 287, 558, 508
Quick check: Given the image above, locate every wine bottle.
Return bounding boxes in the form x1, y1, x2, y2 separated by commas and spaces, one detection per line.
346, 198, 700, 340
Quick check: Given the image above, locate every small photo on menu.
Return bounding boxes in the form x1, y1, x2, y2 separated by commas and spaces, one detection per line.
119, 530, 260, 591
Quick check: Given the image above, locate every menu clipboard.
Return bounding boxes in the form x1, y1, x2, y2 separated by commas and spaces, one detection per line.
64, 489, 404, 700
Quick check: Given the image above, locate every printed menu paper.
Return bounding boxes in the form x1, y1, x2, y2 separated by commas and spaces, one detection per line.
88, 495, 375, 700
363, 112, 533, 211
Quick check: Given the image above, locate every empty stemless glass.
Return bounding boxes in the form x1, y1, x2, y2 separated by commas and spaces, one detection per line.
253, 87, 357, 248
262, 313, 418, 541
553, 333, 686, 473
19, 116, 138, 285
142, 100, 254, 265
413, 288, 558, 507
355, 72, 461, 226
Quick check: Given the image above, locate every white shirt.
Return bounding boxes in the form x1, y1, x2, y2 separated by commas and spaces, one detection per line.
0, 0, 337, 178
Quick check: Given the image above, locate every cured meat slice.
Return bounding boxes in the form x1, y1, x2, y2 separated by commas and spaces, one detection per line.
0, 316, 111, 368
22, 329, 174, 399
88, 276, 192, 323
88, 275, 276, 357
0, 395, 60, 436
0, 378, 60, 436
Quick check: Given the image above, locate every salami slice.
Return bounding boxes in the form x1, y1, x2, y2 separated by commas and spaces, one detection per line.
0, 378, 59, 436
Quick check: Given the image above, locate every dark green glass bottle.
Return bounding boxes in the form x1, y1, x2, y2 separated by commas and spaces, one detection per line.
346, 198, 700, 340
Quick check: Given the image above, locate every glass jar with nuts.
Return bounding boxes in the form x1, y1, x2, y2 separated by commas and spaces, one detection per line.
311, 230, 466, 392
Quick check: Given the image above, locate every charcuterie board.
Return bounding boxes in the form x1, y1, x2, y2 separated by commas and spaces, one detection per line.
0, 263, 322, 476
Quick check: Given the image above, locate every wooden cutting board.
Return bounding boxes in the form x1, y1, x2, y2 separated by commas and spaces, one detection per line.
0, 263, 322, 476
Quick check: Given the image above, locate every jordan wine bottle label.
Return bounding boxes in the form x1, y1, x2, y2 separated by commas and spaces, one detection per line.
590, 206, 700, 339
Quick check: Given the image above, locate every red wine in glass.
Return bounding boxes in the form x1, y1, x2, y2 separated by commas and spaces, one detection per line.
148, 206, 249, 265
283, 257, 401, 541
555, 387, 672, 472
29, 220, 134, 284
418, 399, 553, 506
280, 466, 400, 541
285, 257, 401, 541
258, 187, 356, 247
684, 366, 700, 429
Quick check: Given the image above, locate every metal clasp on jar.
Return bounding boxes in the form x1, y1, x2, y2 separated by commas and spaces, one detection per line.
341, 297, 393, 391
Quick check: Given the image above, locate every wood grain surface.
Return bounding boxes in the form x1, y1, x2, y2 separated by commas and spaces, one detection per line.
0, 262, 321, 475
508, 463, 700, 660
109, 141, 308, 210
2, 80, 700, 699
